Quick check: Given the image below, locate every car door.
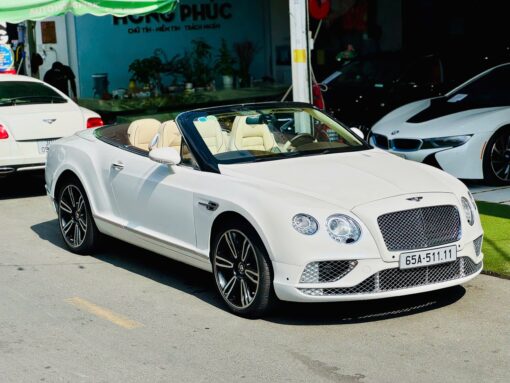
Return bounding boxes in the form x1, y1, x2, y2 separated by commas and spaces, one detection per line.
106, 145, 197, 250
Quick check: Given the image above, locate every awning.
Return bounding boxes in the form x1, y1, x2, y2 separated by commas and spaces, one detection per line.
0, 0, 179, 23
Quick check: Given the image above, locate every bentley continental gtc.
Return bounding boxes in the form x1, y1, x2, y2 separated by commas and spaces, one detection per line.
45, 102, 483, 317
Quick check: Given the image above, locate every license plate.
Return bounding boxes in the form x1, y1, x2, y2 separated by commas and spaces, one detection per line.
37, 139, 57, 154
399, 245, 457, 269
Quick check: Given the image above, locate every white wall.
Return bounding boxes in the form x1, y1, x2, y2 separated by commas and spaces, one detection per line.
34, 16, 70, 78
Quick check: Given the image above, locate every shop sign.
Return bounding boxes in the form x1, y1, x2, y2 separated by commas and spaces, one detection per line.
113, 1, 233, 34
0, 44, 15, 72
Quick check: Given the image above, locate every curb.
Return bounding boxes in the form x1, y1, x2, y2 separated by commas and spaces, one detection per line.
482, 270, 510, 280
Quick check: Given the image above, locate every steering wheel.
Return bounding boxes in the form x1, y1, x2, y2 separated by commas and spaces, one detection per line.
283, 133, 316, 152
279, 118, 294, 133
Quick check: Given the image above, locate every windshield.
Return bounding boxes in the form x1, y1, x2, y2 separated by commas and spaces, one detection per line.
446, 64, 510, 106
331, 56, 401, 85
180, 105, 368, 165
0, 81, 67, 106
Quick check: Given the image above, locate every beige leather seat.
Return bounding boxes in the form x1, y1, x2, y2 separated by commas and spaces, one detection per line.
230, 116, 277, 152
127, 118, 161, 151
195, 118, 226, 154
157, 120, 182, 151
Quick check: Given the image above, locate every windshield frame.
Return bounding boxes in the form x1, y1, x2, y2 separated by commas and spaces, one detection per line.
175, 102, 371, 173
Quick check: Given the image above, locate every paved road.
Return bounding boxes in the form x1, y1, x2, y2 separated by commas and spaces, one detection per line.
1, 173, 509, 383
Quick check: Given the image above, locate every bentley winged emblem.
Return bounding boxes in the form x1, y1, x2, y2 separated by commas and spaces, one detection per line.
43, 118, 57, 124
391, 130, 400, 135
407, 196, 423, 202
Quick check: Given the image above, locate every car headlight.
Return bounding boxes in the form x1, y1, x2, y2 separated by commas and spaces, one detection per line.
421, 135, 472, 149
326, 214, 362, 244
468, 191, 477, 211
461, 197, 475, 226
292, 214, 319, 235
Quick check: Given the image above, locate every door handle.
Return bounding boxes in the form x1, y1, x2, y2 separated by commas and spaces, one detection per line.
112, 162, 124, 171
198, 201, 219, 211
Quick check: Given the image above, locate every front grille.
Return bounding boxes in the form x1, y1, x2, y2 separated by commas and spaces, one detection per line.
392, 138, 422, 151
378, 205, 461, 251
372, 134, 389, 149
473, 235, 483, 257
299, 257, 482, 296
300, 260, 357, 283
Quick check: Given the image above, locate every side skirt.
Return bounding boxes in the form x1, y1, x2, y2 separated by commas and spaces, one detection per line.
94, 215, 212, 273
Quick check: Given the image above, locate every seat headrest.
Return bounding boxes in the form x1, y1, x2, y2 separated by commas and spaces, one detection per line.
157, 120, 182, 150
127, 118, 161, 151
195, 117, 225, 154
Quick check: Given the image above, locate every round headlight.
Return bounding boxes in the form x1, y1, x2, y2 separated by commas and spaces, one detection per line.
461, 197, 475, 226
326, 214, 362, 244
292, 214, 319, 235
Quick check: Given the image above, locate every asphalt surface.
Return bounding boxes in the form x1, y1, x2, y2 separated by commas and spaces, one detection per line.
1, 172, 509, 383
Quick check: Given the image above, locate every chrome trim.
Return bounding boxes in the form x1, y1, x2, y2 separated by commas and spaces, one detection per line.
93, 214, 209, 262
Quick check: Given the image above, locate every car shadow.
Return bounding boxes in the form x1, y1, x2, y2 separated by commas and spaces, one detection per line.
31, 219, 466, 324
0, 171, 46, 200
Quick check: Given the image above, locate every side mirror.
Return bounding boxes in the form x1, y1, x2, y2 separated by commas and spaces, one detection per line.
351, 127, 365, 140
149, 147, 181, 166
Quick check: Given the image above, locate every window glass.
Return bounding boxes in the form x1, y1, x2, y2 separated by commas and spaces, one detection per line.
0, 81, 66, 106
188, 107, 367, 164
448, 65, 510, 106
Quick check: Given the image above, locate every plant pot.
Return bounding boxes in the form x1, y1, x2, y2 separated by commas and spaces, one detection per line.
222, 75, 234, 89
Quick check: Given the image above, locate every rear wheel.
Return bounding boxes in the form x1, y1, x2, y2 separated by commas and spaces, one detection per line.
483, 127, 510, 185
57, 178, 100, 254
211, 221, 275, 318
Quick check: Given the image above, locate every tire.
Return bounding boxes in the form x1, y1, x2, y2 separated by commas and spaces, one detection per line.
483, 127, 510, 185
211, 220, 275, 318
57, 178, 100, 254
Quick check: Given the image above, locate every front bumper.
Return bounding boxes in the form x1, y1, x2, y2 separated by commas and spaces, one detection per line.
272, 243, 483, 302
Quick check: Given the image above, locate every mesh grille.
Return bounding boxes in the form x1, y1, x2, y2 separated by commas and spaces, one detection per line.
378, 205, 461, 251
300, 261, 357, 283
299, 257, 482, 296
473, 235, 483, 257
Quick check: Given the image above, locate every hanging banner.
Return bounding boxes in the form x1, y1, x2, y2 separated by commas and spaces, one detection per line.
0, 0, 179, 23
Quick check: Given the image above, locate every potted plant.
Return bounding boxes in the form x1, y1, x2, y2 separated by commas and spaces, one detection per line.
234, 41, 258, 87
215, 39, 236, 89
190, 39, 214, 90
128, 56, 163, 90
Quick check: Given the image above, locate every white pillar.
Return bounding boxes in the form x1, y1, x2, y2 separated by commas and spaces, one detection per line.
289, 0, 311, 104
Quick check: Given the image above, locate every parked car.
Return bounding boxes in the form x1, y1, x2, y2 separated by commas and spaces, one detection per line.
370, 63, 510, 185
321, 50, 510, 132
45, 102, 483, 317
0, 74, 103, 176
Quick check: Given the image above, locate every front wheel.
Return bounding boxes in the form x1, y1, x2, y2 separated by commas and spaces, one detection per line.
211, 222, 275, 318
483, 127, 510, 185
57, 178, 100, 254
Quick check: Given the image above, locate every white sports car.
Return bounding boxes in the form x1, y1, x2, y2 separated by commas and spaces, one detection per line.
370, 63, 510, 184
0, 74, 102, 176
45, 102, 483, 317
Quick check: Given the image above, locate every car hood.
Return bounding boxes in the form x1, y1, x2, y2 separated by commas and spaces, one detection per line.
372, 98, 508, 138
219, 149, 457, 210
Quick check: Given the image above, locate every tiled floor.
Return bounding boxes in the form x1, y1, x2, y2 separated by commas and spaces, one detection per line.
467, 183, 510, 205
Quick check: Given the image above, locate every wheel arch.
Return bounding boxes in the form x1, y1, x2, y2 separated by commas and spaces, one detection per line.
209, 210, 275, 264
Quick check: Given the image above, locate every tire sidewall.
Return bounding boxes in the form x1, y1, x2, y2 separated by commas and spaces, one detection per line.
57, 179, 98, 254
483, 127, 510, 185
211, 220, 274, 318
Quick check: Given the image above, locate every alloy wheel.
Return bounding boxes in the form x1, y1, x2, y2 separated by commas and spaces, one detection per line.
59, 185, 88, 248
213, 229, 260, 309
490, 132, 510, 181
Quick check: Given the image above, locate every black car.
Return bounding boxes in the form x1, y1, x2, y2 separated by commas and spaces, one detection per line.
321, 50, 510, 132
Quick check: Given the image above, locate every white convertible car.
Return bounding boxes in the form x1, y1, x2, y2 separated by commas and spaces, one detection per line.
45, 102, 483, 317
370, 63, 510, 185
0, 74, 102, 176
